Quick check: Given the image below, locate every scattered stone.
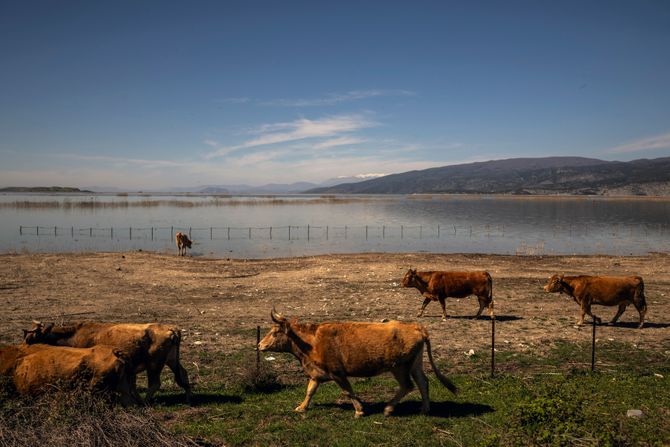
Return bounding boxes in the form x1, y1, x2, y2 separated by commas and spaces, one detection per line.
264, 356, 276, 361
465, 349, 475, 357
626, 409, 643, 418
654, 373, 664, 379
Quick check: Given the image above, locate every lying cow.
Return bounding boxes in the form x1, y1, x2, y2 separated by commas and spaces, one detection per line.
401, 269, 493, 320
259, 308, 458, 418
23, 321, 191, 403
543, 274, 647, 328
2, 343, 138, 405
175, 232, 192, 256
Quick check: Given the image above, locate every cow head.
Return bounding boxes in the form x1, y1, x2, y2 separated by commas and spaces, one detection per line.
401, 268, 419, 288
543, 274, 565, 293
184, 237, 192, 248
22, 321, 55, 344
258, 307, 293, 352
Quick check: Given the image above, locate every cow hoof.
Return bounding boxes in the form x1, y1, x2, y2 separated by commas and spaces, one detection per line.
355, 411, 365, 418
441, 318, 447, 322
383, 406, 394, 417
294, 406, 307, 413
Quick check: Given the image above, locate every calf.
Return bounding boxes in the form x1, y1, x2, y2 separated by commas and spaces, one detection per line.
23, 321, 191, 403
259, 308, 457, 418
3, 344, 138, 405
175, 232, 192, 256
543, 274, 647, 328
401, 269, 493, 320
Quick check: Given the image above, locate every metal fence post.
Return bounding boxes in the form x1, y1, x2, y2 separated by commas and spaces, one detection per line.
591, 317, 596, 372
256, 325, 261, 375
491, 316, 496, 378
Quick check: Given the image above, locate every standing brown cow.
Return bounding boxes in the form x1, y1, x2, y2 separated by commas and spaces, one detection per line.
259, 308, 457, 418
23, 321, 191, 403
402, 269, 493, 321
175, 232, 192, 256
543, 274, 647, 328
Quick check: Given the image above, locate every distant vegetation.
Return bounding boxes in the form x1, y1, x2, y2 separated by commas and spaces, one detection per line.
307, 156, 670, 195
0, 196, 374, 209
0, 186, 92, 193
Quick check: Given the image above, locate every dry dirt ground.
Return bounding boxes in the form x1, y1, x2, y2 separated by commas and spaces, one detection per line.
1, 251, 669, 376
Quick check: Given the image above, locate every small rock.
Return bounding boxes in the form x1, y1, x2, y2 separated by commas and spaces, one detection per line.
465, 349, 475, 357
654, 373, 664, 379
264, 356, 276, 361
626, 409, 643, 418
193, 341, 204, 345
116, 267, 122, 271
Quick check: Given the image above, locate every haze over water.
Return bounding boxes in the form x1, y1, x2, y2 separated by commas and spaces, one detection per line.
2, 194, 669, 258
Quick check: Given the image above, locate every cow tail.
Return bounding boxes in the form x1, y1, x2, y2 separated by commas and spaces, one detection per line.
422, 329, 458, 395
635, 277, 647, 311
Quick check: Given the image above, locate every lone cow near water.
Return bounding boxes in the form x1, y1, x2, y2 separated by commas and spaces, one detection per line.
401, 269, 494, 321
175, 232, 192, 256
23, 321, 192, 403
258, 308, 458, 418
543, 274, 647, 328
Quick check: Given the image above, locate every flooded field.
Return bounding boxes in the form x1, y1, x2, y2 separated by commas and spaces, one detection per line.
1, 193, 669, 257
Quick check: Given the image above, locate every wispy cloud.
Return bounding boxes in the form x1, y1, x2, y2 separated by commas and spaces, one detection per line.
313, 136, 366, 150
604, 132, 670, 154
205, 113, 377, 158
260, 89, 415, 107
218, 97, 251, 104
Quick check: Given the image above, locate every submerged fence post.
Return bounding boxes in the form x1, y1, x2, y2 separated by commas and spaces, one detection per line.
248, 227, 251, 239
591, 317, 596, 372
345, 225, 347, 239
189, 227, 192, 239
129, 227, 132, 240
19, 226, 22, 236
210, 227, 213, 240
491, 316, 496, 377
270, 227, 272, 240
326, 226, 328, 240
152, 227, 154, 240
89, 227, 92, 237
307, 224, 310, 241
437, 224, 440, 239
365, 225, 368, 240
54, 226, 57, 236
71, 226, 74, 238
111, 227, 113, 239
288, 226, 291, 240
228, 227, 230, 240
36, 227, 39, 236
401, 225, 404, 239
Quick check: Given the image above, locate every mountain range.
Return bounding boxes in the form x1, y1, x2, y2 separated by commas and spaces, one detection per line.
305, 156, 670, 196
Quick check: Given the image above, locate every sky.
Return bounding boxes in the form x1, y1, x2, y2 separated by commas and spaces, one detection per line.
1, 1, 669, 190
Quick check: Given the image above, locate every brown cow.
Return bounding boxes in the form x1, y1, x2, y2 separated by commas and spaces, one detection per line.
402, 269, 493, 321
23, 321, 191, 403
175, 232, 192, 256
2, 343, 138, 405
543, 274, 647, 328
258, 308, 457, 418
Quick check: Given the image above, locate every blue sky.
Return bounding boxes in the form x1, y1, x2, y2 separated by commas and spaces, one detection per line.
1, 1, 669, 189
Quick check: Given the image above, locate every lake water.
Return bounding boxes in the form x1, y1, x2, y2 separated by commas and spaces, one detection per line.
1, 193, 669, 258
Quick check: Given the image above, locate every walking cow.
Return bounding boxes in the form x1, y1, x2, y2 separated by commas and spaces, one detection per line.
402, 269, 494, 321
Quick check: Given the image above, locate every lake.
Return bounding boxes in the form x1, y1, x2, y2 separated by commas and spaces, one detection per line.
1, 193, 669, 258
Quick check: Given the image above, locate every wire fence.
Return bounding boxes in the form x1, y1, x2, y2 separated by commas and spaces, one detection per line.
17, 222, 669, 242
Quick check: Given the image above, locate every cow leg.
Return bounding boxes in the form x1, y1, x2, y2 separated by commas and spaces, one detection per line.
145, 367, 162, 401
332, 376, 365, 418
384, 367, 414, 416
438, 296, 448, 321
417, 297, 431, 317
166, 349, 192, 404
475, 296, 486, 318
410, 358, 430, 414
634, 301, 647, 329
580, 300, 601, 325
610, 303, 627, 325
295, 378, 320, 413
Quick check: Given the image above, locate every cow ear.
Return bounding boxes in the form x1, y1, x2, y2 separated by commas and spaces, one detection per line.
559, 274, 564, 281
44, 323, 54, 333
271, 306, 286, 324
22, 329, 29, 337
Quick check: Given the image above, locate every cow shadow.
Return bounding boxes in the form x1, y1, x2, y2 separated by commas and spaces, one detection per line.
320, 400, 493, 419
606, 321, 670, 329
151, 392, 243, 407
424, 315, 521, 322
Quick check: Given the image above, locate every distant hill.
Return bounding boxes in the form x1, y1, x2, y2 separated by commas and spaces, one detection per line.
0, 186, 92, 193
305, 157, 670, 196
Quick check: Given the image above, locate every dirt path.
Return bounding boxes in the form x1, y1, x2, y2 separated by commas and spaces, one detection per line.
1, 251, 669, 373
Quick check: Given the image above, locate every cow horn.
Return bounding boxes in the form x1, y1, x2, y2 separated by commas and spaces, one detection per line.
271, 306, 286, 323
32, 320, 41, 326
